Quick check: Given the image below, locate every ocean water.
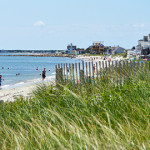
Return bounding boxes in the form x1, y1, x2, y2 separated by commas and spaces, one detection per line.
0, 55, 82, 89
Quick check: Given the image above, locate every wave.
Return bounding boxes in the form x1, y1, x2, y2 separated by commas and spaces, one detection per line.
1, 75, 55, 90
51, 72, 56, 75
1, 85, 10, 89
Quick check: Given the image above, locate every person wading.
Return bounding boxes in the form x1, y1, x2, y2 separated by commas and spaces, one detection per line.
42, 68, 46, 80
0, 75, 2, 88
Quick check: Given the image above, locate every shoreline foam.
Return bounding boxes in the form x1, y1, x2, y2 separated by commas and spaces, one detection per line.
0, 75, 55, 102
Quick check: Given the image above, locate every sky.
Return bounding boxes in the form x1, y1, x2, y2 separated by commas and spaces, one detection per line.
0, 0, 150, 50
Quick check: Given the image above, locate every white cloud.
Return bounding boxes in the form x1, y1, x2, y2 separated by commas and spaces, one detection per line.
132, 23, 145, 28
34, 21, 45, 27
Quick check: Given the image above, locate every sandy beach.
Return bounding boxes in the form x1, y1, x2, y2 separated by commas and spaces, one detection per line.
0, 84, 35, 102
0, 76, 55, 102
0, 55, 125, 102
76, 55, 126, 62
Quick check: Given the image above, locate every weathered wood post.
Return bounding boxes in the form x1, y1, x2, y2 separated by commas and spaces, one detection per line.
141, 62, 143, 75
55, 65, 58, 82
149, 62, 150, 74
145, 62, 147, 75
89, 62, 91, 77
79, 62, 81, 82
137, 61, 139, 80
112, 61, 114, 83
108, 61, 111, 77
119, 61, 121, 85
86, 62, 88, 78
66, 63, 68, 81
79, 69, 84, 84
92, 61, 95, 83
69, 64, 71, 80
134, 61, 135, 77
96, 62, 98, 81
99, 61, 101, 78
82, 61, 85, 82
56, 65, 63, 87
123, 61, 125, 83
130, 60, 132, 78
72, 64, 75, 84
57, 68, 63, 83
64, 64, 66, 82
75, 63, 78, 84
126, 60, 129, 77
115, 61, 118, 85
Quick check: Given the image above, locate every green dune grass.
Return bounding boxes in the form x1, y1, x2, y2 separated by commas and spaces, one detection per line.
0, 72, 150, 149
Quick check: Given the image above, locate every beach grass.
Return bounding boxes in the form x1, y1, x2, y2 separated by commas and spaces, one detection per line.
0, 71, 150, 149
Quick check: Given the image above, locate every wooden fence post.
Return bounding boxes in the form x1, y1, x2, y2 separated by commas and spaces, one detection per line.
72, 64, 75, 84
119, 61, 122, 85
96, 62, 98, 81
112, 61, 114, 83
55, 65, 58, 82
56, 66, 63, 87
141, 62, 143, 75
75, 63, 78, 84
126, 60, 129, 77
79, 62, 81, 82
86, 62, 88, 78
105, 61, 107, 73
66, 63, 69, 81
137, 61, 139, 80
89, 62, 91, 77
134, 61, 135, 77
92, 61, 95, 83
80, 70, 84, 84
149, 62, 150, 74
108, 61, 111, 77
145, 62, 147, 75
115, 61, 118, 85
130, 60, 132, 78
123, 61, 125, 83
99, 61, 101, 78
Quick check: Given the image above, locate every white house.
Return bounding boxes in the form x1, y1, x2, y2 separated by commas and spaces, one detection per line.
136, 34, 150, 50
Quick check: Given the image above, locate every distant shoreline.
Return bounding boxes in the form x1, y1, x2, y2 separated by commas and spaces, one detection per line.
0, 54, 74, 57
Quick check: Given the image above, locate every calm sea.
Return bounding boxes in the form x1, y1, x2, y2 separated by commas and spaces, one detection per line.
0, 54, 82, 89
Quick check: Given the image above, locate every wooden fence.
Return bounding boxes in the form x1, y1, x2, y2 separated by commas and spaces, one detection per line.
55, 60, 150, 85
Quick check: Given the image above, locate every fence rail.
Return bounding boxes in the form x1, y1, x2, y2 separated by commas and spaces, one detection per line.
56, 60, 150, 85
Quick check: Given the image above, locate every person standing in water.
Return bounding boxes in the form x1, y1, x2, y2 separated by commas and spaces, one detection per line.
42, 68, 46, 80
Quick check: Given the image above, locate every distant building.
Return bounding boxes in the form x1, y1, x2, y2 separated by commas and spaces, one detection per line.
66, 43, 85, 54
111, 46, 125, 54
104, 46, 111, 54
90, 41, 105, 54
67, 43, 77, 54
136, 34, 150, 50
74, 48, 85, 54
102, 46, 125, 55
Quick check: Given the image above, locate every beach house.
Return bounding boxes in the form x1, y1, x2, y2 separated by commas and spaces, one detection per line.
111, 46, 125, 54
67, 43, 77, 54
90, 41, 105, 54
135, 34, 150, 55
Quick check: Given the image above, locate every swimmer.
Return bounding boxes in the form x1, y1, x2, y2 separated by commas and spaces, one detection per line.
16, 73, 20, 76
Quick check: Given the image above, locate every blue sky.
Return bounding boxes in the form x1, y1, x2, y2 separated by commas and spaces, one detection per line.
0, 0, 150, 50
